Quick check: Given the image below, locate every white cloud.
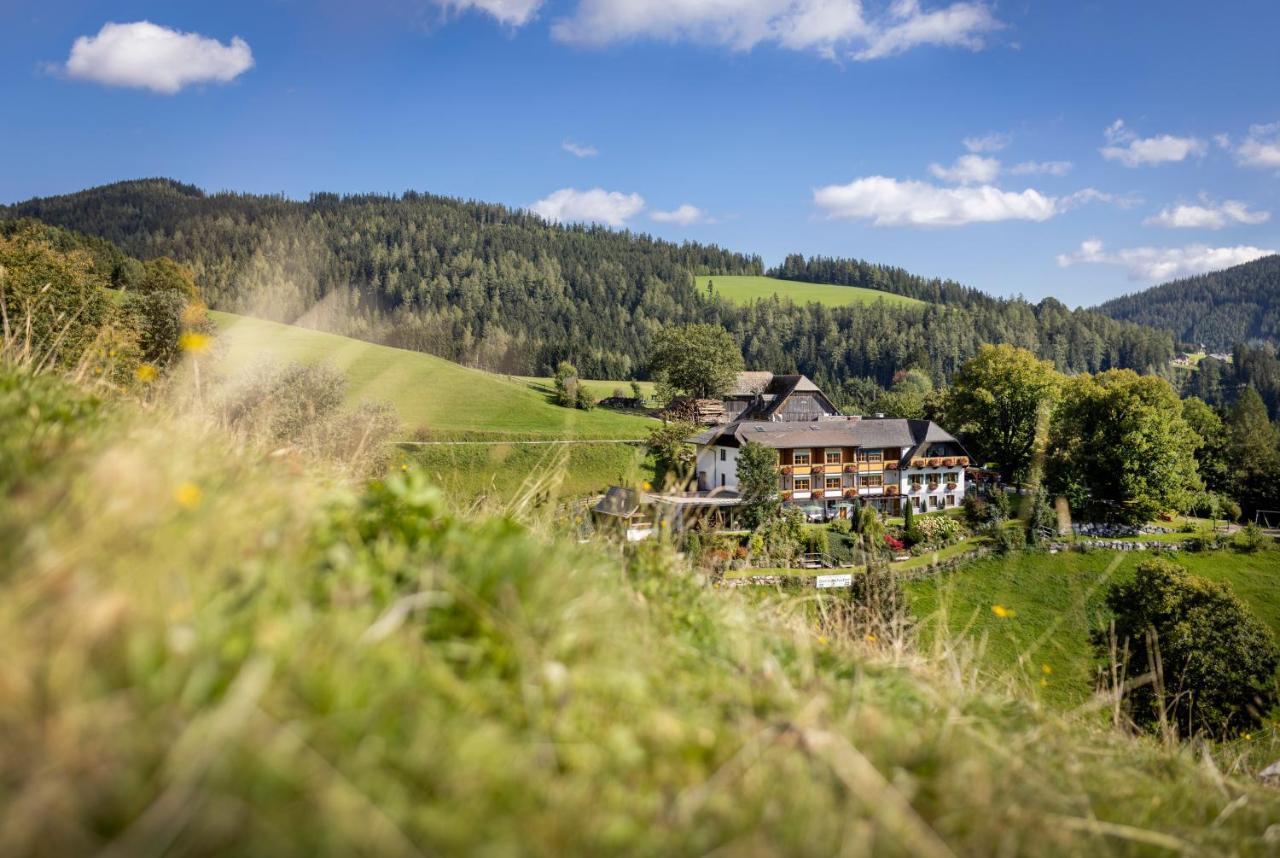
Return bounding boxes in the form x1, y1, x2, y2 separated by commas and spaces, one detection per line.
63, 21, 253, 94
549, 0, 1001, 60
814, 176, 1062, 226
651, 204, 712, 225
1099, 119, 1206, 167
928, 153, 1000, 185
1008, 159, 1072, 177
854, 0, 1002, 60
562, 139, 598, 157
437, 0, 544, 26
1233, 121, 1280, 169
529, 187, 645, 226
1056, 239, 1275, 281
962, 131, 1009, 153
1144, 198, 1270, 229
551, 0, 867, 52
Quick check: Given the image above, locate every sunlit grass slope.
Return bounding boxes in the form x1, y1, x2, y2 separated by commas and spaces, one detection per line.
698, 275, 926, 309
907, 549, 1280, 709
7, 370, 1280, 855
208, 310, 655, 438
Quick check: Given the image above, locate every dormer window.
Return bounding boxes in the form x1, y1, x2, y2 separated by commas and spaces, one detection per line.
792, 450, 811, 466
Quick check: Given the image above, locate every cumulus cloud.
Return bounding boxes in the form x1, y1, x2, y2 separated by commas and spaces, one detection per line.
651, 204, 711, 225
1144, 198, 1270, 230
63, 21, 253, 94
529, 187, 645, 226
1099, 119, 1206, 167
854, 0, 1002, 60
562, 139, 598, 157
437, 0, 544, 26
928, 154, 1000, 185
548, 0, 1000, 60
962, 131, 1010, 153
1008, 160, 1072, 177
813, 176, 1063, 227
1233, 122, 1280, 169
1056, 239, 1275, 281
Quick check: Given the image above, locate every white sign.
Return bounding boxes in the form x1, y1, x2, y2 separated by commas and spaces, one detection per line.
815, 574, 853, 589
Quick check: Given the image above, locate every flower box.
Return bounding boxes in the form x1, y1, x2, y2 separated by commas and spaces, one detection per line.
844, 464, 856, 473
910, 458, 926, 468
884, 485, 898, 496
928, 457, 942, 468
781, 491, 793, 500
946, 483, 957, 491
780, 465, 792, 475
958, 457, 969, 467
811, 465, 824, 475
844, 489, 857, 499
942, 457, 956, 467
883, 461, 898, 470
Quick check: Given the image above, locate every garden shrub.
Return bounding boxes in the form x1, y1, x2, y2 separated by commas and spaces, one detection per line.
1104, 557, 1280, 738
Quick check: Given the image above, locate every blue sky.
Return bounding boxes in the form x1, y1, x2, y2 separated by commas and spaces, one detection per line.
2, 0, 1278, 305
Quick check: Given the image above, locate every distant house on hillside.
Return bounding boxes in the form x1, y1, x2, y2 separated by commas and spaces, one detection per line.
685, 372, 970, 520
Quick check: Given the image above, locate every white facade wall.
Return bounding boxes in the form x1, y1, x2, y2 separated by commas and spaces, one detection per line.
899, 466, 966, 512
696, 445, 740, 492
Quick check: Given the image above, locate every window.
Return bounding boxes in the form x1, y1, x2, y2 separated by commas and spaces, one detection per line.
945, 472, 958, 483
792, 450, 811, 466
931, 496, 942, 510
946, 494, 957, 507
825, 475, 841, 490
927, 473, 940, 488
793, 476, 811, 492
720, 449, 726, 461
720, 474, 726, 487
825, 450, 842, 465
909, 474, 923, 488
857, 449, 883, 463
862, 474, 883, 488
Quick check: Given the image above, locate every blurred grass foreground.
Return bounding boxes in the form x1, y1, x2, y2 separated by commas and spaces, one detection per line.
4, 231, 1280, 855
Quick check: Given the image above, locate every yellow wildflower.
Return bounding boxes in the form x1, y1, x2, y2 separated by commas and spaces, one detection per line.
865, 633, 877, 643
991, 604, 1016, 618
1041, 663, 1053, 674
135, 363, 157, 383
1244, 733, 1253, 741
642, 481, 652, 491
1040, 677, 1049, 687
817, 635, 829, 646
174, 481, 203, 510
178, 332, 212, 354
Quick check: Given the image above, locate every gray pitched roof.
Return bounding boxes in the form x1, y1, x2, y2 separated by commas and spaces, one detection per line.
593, 486, 641, 517
693, 416, 970, 459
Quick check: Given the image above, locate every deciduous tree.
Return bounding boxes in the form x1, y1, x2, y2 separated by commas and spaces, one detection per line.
649, 324, 743, 403
1046, 370, 1199, 525
948, 344, 1061, 483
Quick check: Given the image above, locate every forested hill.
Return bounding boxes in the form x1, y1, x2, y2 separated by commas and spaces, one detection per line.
1093, 255, 1280, 350
4, 179, 1174, 385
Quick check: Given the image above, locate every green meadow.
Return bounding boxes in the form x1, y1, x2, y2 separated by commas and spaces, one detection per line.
698, 275, 926, 309
907, 549, 1280, 709
208, 310, 655, 439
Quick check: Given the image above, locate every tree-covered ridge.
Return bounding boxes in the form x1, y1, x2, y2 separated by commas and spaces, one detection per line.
769, 252, 996, 309
5, 179, 1174, 383
1094, 254, 1280, 350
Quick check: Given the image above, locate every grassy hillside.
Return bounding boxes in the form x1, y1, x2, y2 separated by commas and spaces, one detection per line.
209, 310, 654, 439
697, 275, 926, 309
516, 375, 657, 401
907, 549, 1280, 709
6, 366, 1280, 855
402, 439, 650, 504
